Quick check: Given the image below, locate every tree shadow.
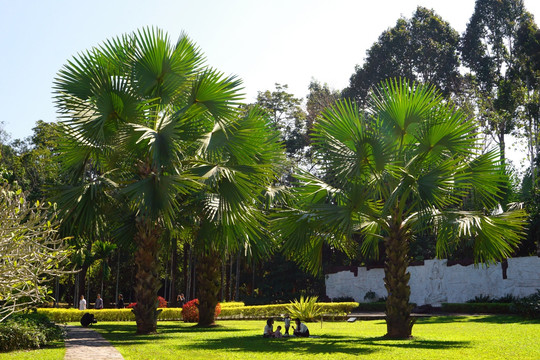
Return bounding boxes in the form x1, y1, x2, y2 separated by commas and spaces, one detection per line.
180, 334, 470, 355
417, 315, 540, 325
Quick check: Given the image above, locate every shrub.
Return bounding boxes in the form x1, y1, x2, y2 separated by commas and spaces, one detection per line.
441, 303, 513, 314
182, 299, 221, 323
125, 296, 168, 309
355, 302, 387, 312
287, 296, 324, 322
511, 290, 540, 319
0, 312, 63, 352
332, 296, 355, 302
466, 295, 492, 303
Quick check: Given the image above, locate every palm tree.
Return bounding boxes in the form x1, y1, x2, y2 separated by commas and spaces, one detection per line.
54, 27, 283, 333
277, 79, 526, 339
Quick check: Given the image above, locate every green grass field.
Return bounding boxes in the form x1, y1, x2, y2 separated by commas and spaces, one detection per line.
93, 316, 539, 360
1, 316, 538, 360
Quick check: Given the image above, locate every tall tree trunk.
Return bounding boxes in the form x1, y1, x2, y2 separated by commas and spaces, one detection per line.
184, 243, 190, 301
169, 237, 178, 305
228, 253, 233, 301
77, 242, 92, 303
384, 219, 415, 339
132, 219, 162, 334
234, 250, 241, 301
220, 253, 225, 302
115, 250, 120, 308
196, 248, 221, 326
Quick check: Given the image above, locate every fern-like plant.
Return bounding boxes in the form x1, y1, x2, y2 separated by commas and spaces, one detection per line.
286, 296, 323, 322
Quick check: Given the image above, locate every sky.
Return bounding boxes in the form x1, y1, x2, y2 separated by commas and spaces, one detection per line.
1, 0, 539, 170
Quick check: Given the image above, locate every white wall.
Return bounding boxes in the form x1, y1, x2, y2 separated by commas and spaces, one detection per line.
325, 256, 540, 305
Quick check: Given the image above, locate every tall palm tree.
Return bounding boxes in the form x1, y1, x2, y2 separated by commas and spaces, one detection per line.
54, 27, 283, 333
277, 78, 526, 339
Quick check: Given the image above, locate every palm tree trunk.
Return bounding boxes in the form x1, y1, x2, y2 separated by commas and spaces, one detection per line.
196, 248, 221, 326
132, 219, 162, 334
383, 219, 415, 339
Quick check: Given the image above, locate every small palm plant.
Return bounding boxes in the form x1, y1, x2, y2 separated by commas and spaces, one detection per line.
286, 295, 324, 321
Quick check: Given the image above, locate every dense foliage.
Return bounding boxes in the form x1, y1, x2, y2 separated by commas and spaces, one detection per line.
0, 313, 63, 352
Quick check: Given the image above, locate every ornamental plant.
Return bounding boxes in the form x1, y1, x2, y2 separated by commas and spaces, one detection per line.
287, 295, 324, 322
182, 299, 221, 323
126, 296, 168, 309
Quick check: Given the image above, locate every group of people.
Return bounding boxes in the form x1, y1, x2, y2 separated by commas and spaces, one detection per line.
78, 294, 125, 310
263, 316, 309, 338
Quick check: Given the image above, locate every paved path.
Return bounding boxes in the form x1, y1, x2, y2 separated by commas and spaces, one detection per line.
64, 325, 124, 360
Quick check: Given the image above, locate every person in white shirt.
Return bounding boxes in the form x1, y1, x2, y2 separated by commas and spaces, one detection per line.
263, 318, 275, 338
79, 295, 87, 310
293, 318, 309, 337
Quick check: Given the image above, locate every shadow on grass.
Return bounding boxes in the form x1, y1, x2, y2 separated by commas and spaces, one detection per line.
180, 334, 470, 355
417, 315, 540, 325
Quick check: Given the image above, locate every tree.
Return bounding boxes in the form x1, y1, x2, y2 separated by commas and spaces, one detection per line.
343, 7, 461, 105
255, 84, 308, 168
54, 27, 284, 332
277, 79, 526, 339
0, 185, 71, 322
460, 0, 535, 162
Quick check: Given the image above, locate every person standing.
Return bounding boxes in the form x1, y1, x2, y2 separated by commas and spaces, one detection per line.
284, 315, 291, 336
116, 294, 125, 308
94, 294, 104, 309
177, 293, 186, 307
79, 295, 87, 310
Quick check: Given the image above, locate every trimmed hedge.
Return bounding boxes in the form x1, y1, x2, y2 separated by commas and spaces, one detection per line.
219, 302, 359, 319
441, 303, 513, 314
354, 302, 387, 312
38, 302, 359, 322
38, 308, 183, 323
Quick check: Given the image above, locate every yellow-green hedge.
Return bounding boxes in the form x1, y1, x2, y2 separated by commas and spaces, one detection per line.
219, 302, 359, 319
38, 302, 357, 323
38, 308, 182, 323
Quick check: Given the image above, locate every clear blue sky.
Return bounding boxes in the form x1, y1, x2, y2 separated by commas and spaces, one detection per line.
1, 0, 539, 145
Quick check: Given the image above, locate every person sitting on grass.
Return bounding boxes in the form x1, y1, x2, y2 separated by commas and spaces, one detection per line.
292, 318, 309, 337
263, 318, 275, 338
274, 325, 283, 338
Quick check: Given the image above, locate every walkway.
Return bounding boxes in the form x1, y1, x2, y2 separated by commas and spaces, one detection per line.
64, 325, 124, 360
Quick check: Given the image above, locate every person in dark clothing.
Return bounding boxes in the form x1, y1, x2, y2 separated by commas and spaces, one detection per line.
293, 318, 310, 337
116, 294, 125, 309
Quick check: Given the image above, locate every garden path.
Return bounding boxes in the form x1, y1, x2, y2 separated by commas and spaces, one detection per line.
64, 325, 124, 360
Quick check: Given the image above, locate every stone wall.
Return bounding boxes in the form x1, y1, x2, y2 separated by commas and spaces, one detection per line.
325, 256, 540, 305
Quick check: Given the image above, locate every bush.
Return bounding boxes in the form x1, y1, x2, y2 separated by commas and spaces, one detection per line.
0, 312, 63, 352
37, 308, 183, 322
287, 296, 324, 322
332, 296, 355, 302
182, 299, 221, 323
354, 302, 387, 312
441, 303, 513, 314
511, 290, 540, 319
218, 302, 359, 319
126, 296, 168, 309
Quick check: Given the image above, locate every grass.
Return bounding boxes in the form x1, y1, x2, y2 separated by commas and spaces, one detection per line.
93, 316, 539, 360
1, 316, 537, 359
0, 340, 64, 360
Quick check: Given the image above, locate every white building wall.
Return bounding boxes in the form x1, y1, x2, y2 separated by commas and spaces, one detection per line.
325, 256, 540, 305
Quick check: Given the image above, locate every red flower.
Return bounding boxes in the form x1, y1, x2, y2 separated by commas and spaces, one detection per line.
182, 299, 221, 322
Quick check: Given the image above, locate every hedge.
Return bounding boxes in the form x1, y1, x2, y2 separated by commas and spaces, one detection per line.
37, 308, 183, 323
441, 303, 513, 314
38, 302, 358, 322
218, 302, 359, 319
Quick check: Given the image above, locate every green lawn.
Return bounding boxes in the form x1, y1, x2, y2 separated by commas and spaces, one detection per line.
1, 316, 537, 360
93, 316, 539, 360
0, 340, 64, 360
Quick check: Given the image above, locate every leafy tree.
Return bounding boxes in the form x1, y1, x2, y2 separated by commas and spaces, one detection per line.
343, 7, 461, 105
54, 27, 284, 332
277, 79, 526, 338
460, 0, 535, 161
255, 84, 308, 168
0, 185, 71, 322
